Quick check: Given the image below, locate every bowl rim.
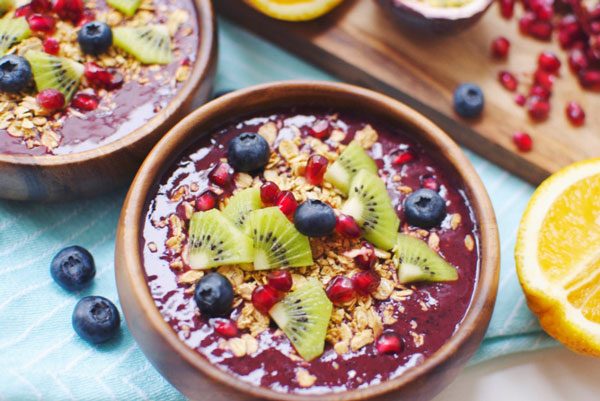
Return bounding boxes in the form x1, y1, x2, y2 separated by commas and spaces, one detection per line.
117, 81, 500, 401
0, 0, 216, 167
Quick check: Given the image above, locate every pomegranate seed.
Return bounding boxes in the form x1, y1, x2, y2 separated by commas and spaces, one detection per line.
534, 69, 555, 91
519, 12, 536, 34
568, 49, 589, 73
309, 119, 331, 140
325, 276, 355, 305
305, 154, 328, 186
71, 93, 99, 111
260, 181, 280, 205
527, 97, 550, 121
84, 62, 112, 86
14, 5, 33, 17
36, 88, 64, 112
252, 285, 281, 314
53, 0, 84, 23
420, 174, 439, 191
181, 57, 192, 66
498, 71, 518, 92
528, 20, 553, 40
27, 14, 56, 33
31, 0, 51, 13
566, 101, 586, 126
579, 69, 600, 90
352, 270, 381, 296
76, 9, 95, 27
353, 242, 377, 270
513, 132, 533, 152
196, 190, 217, 211
335, 214, 361, 239
529, 85, 551, 100
106, 71, 124, 90
267, 270, 293, 292
538, 51, 561, 73
276, 191, 298, 216
392, 149, 414, 166
499, 0, 514, 19
491, 36, 510, 59
376, 332, 404, 355
42, 37, 59, 55
208, 162, 232, 187
532, 2, 553, 21
212, 318, 238, 338
515, 94, 526, 106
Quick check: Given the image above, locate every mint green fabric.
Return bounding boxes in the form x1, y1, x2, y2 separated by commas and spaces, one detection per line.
0, 19, 556, 400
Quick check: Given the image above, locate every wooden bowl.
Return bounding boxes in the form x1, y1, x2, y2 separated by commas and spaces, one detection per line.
115, 81, 500, 401
0, 0, 217, 201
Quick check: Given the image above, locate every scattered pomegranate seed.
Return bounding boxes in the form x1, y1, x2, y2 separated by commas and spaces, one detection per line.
353, 242, 376, 270
325, 276, 355, 305
527, 97, 551, 121
181, 57, 192, 66
208, 162, 233, 187
499, 0, 515, 19
532, 2, 553, 21
392, 149, 414, 166
84, 62, 112, 86
305, 154, 328, 186
30, 0, 51, 13
538, 51, 561, 73
71, 93, 99, 111
515, 94, 526, 106
267, 270, 293, 293
528, 20, 553, 40
534, 69, 555, 91
27, 14, 56, 33
36, 88, 64, 112
566, 101, 586, 126
568, 49, 589, 73
519, 12, 536, 34
420, 174, 439, 191
491, 36, 511, 59
53, 0, 85, 23
513, 132, 533, 152
212, 319, 238, 338
42, 37, 59, 55
376, 332, 404, 355
309, 119, 331, 140
14, 4, 33, 17
276, 191, 298, 216
352, 270, 381, 296
578, 69, 600, 90
196, 190, 218, 211
260, 181, 280, 205
335, 214, 361, 239
252, 285, 281, 315
529, 85, 551, 100
498, 71, 518, 92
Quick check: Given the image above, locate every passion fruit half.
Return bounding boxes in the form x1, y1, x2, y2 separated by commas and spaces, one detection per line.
377, 0, 493, 35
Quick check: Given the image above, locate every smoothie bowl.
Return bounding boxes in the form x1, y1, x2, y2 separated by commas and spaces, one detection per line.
115, 82, 499, 401
0, 0, 216, 201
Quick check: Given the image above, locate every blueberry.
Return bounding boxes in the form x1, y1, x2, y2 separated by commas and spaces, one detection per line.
78, 22, 113, 55
404, 189, 447, 228
194, 272, 234, 317
72, 296, 120, 344
0, 55, 32, 93
50, 246, 96, 291
293, 199, 336, 237
227, 132, 270, 173
453, 83, 484, 118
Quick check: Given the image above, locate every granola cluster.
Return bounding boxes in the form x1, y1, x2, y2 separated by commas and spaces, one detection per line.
148, 115, 475, 368
0, 0, 192, 152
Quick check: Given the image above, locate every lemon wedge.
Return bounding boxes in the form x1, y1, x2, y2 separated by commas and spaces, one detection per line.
516, 158, 600, 356
246, 0, 343, 21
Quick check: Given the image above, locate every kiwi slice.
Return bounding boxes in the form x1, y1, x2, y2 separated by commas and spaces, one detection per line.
0, 17, 30, 56
106, 0, 142, 17
245, 207, 313, 270
340, 170, 400, 250
269, 278, 332, 361
24, 51, 83, 101
0, 0, 14, 16
187, 209, 254, 270
393, 234, 458, 283
113, 25, 172, 65
324, 141, 377, 194
222, 188, 262, 228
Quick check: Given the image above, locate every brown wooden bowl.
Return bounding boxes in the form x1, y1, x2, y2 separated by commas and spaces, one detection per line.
0, 0, 217, 202
115, 81, 500, 401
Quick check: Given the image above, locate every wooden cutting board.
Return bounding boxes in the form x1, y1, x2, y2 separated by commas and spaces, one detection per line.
216, 0, 600, 184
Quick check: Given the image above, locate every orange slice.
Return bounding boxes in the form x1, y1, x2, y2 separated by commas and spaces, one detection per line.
246, 0, 343, 21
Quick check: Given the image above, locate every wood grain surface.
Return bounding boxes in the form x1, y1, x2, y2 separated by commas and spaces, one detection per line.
217, 0, 600, 184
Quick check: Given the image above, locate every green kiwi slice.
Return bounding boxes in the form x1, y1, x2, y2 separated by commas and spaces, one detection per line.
244, 207, 313, 271
269, 278, 332, 361
324, 141, 377, 194
0, 17, 30, 56
340, 170, 400, 250
187, 209, 254, 270
393, 234, 458, 283
24, 51, 83, 101
222, 188, 262, 228
113, 25, 172, 65
106, 0, 142, 17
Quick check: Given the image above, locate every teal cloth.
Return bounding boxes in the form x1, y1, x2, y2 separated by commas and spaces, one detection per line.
0, 19, 557, 400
